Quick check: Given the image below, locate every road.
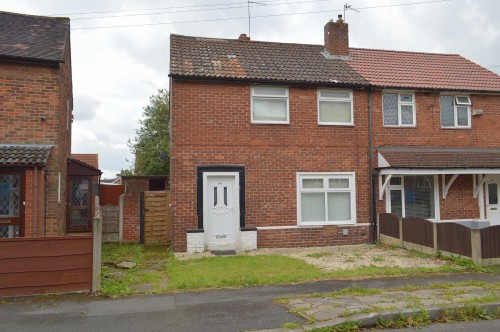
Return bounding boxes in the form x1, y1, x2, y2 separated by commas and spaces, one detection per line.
1, 273, 499, 331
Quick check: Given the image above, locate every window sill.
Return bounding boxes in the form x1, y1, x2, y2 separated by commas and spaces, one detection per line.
440, 126, 471, 130
251, 121, 290, 125
383, 125, 417, 128
298, 221, 356, 227
318, 123, 355, 127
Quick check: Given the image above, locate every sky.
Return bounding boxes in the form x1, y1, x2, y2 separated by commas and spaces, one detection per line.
1, 0, 499, 178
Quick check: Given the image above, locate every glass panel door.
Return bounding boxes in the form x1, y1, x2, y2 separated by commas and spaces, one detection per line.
0, 172, 23, 238
67, 177, 91, 231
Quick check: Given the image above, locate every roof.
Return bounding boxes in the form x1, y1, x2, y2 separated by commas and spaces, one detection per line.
71, 154, 99, 169
378, 147, 500, 169
0, 11, 69, 63
0, 144, 53, 166
170, 34, 500, 92
347, 48, 500, 93
67, 157, 102, 176
169, 34, 367, 86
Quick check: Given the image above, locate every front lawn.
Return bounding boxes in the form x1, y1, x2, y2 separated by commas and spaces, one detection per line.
100, 244, 494, 298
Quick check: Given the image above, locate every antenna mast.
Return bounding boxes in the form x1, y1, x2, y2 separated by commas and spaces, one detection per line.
343, 3, 360, 21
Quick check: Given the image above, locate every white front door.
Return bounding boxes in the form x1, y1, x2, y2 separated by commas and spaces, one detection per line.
486, 176, 500, 226
204, 174, 239, 250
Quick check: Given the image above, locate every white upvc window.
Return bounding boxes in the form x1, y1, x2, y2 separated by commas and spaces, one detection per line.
440, 95, 471, 128
386, 175, 439, 220
383, 92, 416, 127
297, 173, 356, 225
251, 86, 289, 124
317, 89, 353, 125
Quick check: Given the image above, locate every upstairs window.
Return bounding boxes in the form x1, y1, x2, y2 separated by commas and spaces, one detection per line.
383, 93, 416, 126
251, 86, 289, 124
317, 89, 353, 125
440, 95, 471, 128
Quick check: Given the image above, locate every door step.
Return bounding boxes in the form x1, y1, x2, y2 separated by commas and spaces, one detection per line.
210, 250, 237, 256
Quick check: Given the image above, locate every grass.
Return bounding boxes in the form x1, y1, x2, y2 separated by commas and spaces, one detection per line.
377, 309, 430, 329
100, 244, 499, 297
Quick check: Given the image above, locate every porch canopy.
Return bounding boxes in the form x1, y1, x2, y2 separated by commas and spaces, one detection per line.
377, 147, 500, 206
0, 144, 53, 166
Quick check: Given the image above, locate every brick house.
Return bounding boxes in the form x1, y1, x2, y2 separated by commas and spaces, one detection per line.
0, 11, 101, 238
169, 16, 500, 252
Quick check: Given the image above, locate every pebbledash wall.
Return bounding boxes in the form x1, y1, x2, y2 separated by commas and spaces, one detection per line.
170, 80, 372, 252
0, 32, 73, 236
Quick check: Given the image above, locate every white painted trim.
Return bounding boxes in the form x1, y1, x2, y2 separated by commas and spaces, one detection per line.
296, 172, 356, 226
439, 94, 472, 129
442, 174, 459, 199
478, 175, 485, 220
257, 223, 370, 230
379, 174, 392, 200
317, 89, 354, 126
379, 168, 500, 175
377, 152, 390, 168
251, 85, 290, 124
475, 174, 492, 197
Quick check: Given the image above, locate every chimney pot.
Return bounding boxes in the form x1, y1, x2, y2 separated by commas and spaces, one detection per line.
324, 18, 349, 57
238, 33, 250, 41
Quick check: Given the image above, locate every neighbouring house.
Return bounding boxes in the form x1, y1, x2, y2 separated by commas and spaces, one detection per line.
0, 11, 101, 238
169, 16, 500, 252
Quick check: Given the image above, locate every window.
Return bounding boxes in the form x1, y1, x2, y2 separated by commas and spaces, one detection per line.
297, 173, 356, 225
387, 175, 437, 219
251, 86, 289, 124
440, 95, 471, 128
318, 89, 353, 125
383, 93, 416, 126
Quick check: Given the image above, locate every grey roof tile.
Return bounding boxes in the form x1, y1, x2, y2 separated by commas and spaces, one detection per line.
378, 147, 500, 169
0, 11, 69, 62
0, 144, 53, 166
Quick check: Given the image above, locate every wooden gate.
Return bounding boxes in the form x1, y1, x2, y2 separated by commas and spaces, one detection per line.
141, 191, 171, 244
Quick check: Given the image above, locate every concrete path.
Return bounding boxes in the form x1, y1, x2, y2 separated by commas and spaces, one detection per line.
0, 273, 499, 332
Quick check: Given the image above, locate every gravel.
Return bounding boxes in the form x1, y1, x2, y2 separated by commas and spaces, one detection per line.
174, 244, 447, 271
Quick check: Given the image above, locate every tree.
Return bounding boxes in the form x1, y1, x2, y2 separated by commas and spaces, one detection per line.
128, 89, 170, 175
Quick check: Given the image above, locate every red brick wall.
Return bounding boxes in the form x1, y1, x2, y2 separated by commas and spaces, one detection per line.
373, 90, 500, 220
171, 80, 371, 251
0, 31, 73, 237
122, 178, 149, 242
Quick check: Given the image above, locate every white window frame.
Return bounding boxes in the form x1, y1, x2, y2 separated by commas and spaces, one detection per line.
440, 94, 472, 129
317, 89, 354, 125
382, 92, 416, 127
385, 175, 440, 220
251, 85, 289, 124
297, 172, 356, 226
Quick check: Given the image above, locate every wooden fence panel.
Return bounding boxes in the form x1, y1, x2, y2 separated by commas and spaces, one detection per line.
480, 225, 500, 259
143, 191, 171, 244
378, 213, 400, 238
402, 218, 433, 248
437, 223, 472, 257
0, 236, 93, 297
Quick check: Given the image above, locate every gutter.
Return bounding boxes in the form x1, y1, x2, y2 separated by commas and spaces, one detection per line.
0, 54, 62, 67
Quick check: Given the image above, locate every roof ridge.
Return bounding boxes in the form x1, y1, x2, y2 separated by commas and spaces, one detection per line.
350, 47, 459, 57
0, 10, 69, 21
171, 33, 323, 47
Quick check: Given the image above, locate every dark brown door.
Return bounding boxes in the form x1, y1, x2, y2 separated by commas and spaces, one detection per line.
67, 176, 92, 231
0, 170, 24, 237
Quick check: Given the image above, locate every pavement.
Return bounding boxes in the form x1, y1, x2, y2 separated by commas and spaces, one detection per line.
0, 273, 499, 332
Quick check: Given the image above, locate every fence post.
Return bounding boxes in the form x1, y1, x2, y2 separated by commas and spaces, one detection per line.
118, 194, 125, 244
92, 197, 102, 293
433, 222, 438, 254
376, 214, 380, 243
470, 229, 482, 266
398, 217, 403, 247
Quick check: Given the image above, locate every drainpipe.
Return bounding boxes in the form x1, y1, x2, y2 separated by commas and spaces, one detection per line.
34, 167, 38, 237
368, 87, 377, 243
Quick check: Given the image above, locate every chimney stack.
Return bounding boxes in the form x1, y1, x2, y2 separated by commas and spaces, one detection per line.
238, 33, 250, 41
324, 15, 349, 58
